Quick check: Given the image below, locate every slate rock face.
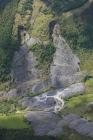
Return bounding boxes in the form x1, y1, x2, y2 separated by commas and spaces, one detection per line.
11, 39, 50, 95
50, 24, 84, 88
11, 44, 38, 85
25, 111, 64, 136
25, 111, 93, 137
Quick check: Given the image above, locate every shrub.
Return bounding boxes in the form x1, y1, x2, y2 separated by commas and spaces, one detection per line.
29, 42, 55, 69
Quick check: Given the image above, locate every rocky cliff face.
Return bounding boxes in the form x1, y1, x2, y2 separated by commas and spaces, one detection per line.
11, 19, 85, 95
11, 44, 38, 84
50, 24, 84, 88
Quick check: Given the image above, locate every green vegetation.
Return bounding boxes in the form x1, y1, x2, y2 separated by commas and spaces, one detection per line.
59, 78, 93, 121
42, 0, 88, 14
77, 49, 93, 76
18, 0, 33, 15
0, 128, 92, 140
53, 0, 88, 13
30, 42, 55, 67
0, 0, 19, 82
0, 0, 93, 139
0, 129, 57, 140
0, 82, 10, 91
0, 114, 29, 129
31, 14, 53, 40
0, 100, 30, 129
59, 127, 92, 140
60, 92, 93, 121
60, 5, 93, 50
59, 4, 93, 120
27, 86, 52, 97
0, 100, 23, 115
29, 42, 55, 78
0, 0, 13, 10
30, 0, 54, 40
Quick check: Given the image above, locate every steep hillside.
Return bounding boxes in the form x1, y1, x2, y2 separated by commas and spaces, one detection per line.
0, 0, 93, 140
0, 0, 93, 83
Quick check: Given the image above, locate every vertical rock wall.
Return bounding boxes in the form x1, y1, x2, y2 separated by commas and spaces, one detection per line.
50, 24, 84, 88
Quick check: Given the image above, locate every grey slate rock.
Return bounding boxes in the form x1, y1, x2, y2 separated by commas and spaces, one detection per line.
25, 111, 63, 136
11, 45, 38, 85
19, 83, 84, 113
0, 89, 18, 100
63, 114, 93, 138
31, 81, 49, 94
50, 24, 85, 88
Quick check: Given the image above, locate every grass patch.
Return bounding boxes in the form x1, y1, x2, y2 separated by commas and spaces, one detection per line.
0, 114, 29, 129
31, 14, 53, 40
60, 87, 93, 121
30, 0, 54, 40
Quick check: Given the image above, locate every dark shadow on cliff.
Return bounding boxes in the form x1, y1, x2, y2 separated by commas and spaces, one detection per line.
58, 2, 93, 50
41, 0, 88, 14
0, 0, 13, 10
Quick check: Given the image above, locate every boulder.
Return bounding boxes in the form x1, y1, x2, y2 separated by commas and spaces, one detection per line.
86, 102, 93, 113
61, 83, 85, 99
63, 114, 93, 138
31, 81, 49, 94
0, 89, 18, 100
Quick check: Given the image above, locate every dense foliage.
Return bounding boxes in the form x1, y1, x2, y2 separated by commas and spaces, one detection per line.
60, 4, 93, 50
0, 0, 19, 81
29, 42, 55, 77
0, 128, 92, 140
0, 0, 12, 10
42, 0, 88, 13
18, 0, 33, 15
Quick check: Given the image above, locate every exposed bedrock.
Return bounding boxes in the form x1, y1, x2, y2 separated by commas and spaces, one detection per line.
19, 83, 85, 113
50, 23, 85, 88
11, 44, 38, 84
10, 23, 86, 137
25, 111, 64, 136
25, 112, 93, 137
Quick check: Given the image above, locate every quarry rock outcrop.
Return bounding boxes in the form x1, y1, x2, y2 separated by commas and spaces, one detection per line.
11, 44, 38, 85
50, 24, 84, 88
